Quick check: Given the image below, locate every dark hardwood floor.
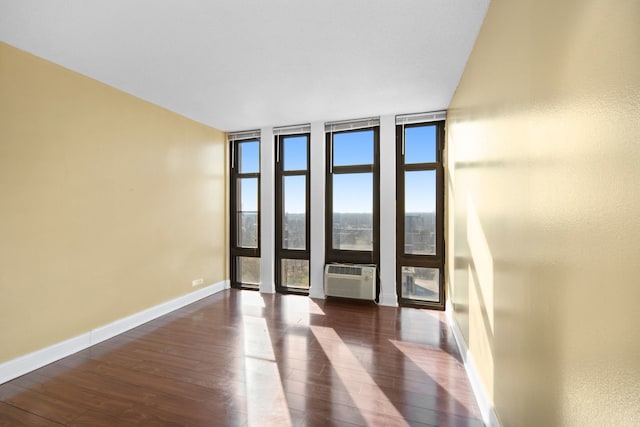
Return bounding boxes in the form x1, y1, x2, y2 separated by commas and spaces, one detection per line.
0, 290, 483, 426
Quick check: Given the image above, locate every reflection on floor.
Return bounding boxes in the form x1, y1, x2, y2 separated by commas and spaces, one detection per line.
0, 289, 484, 426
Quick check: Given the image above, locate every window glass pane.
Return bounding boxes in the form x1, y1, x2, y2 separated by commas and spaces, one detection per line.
401, 266, 439, 302
283, 175, 306, 250
333, 173, 373, 251
405, 125, 436, 164
238, 257, 261, 285
283, 136, 307, 171
237, 178, 258, 248
281, 259, 309, 289
238, 140, 259, 173
333, 130, 374, 166
405, 170, 436, 255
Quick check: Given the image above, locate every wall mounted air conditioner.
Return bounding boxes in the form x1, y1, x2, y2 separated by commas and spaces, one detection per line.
324, 264, 376, 301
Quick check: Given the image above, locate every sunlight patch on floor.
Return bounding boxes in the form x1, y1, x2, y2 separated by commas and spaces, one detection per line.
390, 338, 476, 414
279, 295, 325, 327
242, 315, 292, 426
311, 325, 408, 426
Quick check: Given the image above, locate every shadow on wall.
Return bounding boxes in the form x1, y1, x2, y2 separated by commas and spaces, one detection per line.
449, 161, 563, 426
447, 0, 640, 423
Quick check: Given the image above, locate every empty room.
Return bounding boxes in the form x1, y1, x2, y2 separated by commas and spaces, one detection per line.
1, 1, 639, 426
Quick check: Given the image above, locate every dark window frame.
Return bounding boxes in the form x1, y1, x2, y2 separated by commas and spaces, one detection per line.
325, 127, 381, 286
396, 121, 445, 309
230, 138, 261, 289
275, 133, 311, 294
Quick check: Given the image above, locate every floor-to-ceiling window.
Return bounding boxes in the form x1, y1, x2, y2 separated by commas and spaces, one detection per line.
230, 132, 261, 288
325, 118, 380, 296
396, 119, 445, 309
275, 127, 311, 293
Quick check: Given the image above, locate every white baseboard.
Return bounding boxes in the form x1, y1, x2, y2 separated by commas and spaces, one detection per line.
378, 293, 399, 307
308, 285, 325, 300
0, 280, 229, 385
446, 306, 501, 427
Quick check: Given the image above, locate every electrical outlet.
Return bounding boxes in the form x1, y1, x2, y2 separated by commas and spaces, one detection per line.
192, 278, 204, 287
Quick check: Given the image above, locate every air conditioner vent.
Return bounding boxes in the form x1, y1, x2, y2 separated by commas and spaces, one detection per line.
326, 265, 362, 276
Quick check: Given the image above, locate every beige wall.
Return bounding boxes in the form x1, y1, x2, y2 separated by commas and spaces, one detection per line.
446, 1, 640, 426
0, 42, 227, 363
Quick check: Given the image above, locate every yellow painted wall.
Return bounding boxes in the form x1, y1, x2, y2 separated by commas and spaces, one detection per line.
446, 1, 640, 425
0, 42, 227, 363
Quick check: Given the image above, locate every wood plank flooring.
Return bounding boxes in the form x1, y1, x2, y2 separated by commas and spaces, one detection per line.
0, 290, 484, 426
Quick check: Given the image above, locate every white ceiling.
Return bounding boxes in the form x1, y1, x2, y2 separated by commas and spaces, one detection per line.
0, 0, 489, 131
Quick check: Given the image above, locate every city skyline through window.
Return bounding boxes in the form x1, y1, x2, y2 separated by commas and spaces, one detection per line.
326, 126, 380, 270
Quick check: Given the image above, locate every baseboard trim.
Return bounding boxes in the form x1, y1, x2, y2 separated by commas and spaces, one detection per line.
0, 280, 229, 385
446, 306, 501, 427
379, 293, 399, 307
308, 286, 325, 300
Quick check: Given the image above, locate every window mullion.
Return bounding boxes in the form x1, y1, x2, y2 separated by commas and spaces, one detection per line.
332, 165, 374, 174
404, 163, 437, 172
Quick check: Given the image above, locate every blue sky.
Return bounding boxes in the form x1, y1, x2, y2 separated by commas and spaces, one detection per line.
284, 175, 306, 214
238, 140, 260, 212
333, 173, 373, 214
283, 136, 307, 170
331, 130, 374, 213
282, 136, 307, 214
238, 140, 259, 173
405, 125, 436, 164
333, 130, 374, 166
238, 125, 437, 214
404, 126, 437, 212
405, 170, 435, 213
239, 178, 258, 212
